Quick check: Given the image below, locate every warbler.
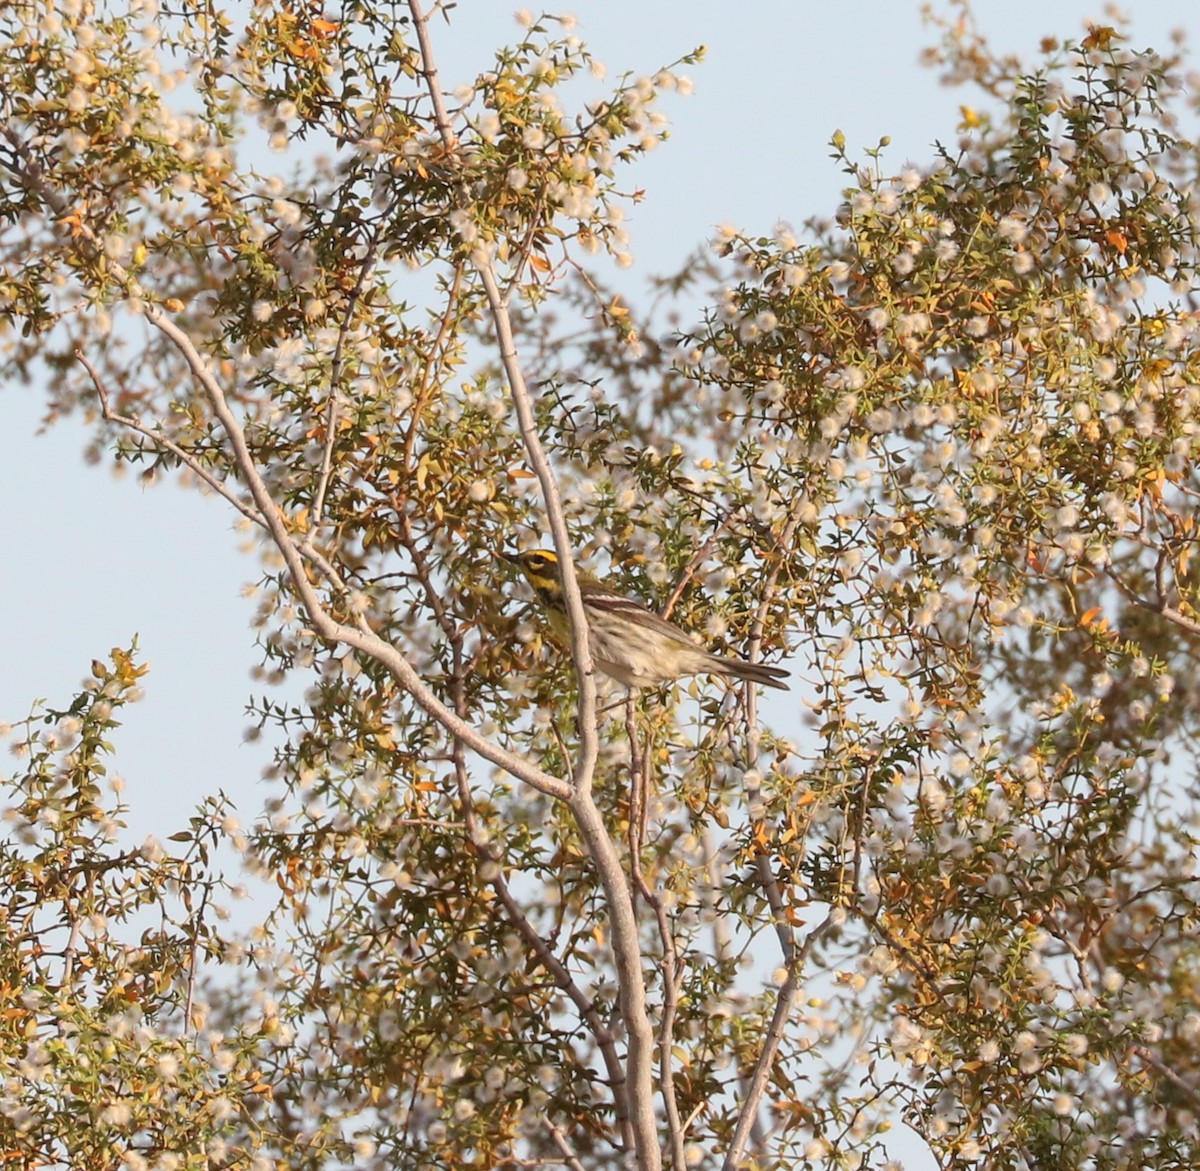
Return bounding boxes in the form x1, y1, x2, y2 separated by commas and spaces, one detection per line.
503, 548, 790, 691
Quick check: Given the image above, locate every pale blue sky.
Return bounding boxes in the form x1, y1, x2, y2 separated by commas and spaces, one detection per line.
0, 8, 1192, 1159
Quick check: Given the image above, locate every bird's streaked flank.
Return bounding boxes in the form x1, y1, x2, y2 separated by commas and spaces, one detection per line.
504, 548, 790, 691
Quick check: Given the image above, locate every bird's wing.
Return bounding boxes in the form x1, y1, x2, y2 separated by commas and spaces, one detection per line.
581, 588, 699, 647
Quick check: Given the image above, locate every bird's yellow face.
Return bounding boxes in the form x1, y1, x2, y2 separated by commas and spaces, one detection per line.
505, 549, 564, 601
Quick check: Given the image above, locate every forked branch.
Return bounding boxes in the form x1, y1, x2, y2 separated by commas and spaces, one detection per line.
405, 4, 659, 1166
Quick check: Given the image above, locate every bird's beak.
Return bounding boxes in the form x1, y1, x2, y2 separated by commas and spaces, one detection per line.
499, 550, 520, 567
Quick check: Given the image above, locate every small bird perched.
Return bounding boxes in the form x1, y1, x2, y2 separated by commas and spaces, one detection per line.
503, 548, 790, 691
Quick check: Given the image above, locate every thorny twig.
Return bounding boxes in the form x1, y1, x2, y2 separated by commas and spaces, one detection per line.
313, 209, 392, 528
75, 349, 267, 529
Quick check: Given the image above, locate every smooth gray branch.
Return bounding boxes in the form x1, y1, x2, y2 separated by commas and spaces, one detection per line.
405, 4, 659, 1167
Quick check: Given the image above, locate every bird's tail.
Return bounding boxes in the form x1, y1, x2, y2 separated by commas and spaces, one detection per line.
707, 653, 790, 691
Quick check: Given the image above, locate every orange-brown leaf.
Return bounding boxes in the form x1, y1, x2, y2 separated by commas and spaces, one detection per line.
1082, 24, 1118, 50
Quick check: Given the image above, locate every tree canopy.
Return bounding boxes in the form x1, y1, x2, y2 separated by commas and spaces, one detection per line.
2, 2, 1200, 1169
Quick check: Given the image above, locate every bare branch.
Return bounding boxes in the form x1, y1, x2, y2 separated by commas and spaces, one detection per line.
722, 965, 801, 1171
564, 790, 660, 1167
473, 257, 601, 767
182, 884, 210, 1037
406, 6, 659, 1166
724, 509, 809, 1167
545, 1119, 589, 1171
312, 217, 387, 528
1133, 1045, 1200, 1108
75, 349, 267, 529
407, 1, 458, 149
454, 754, 633, 1149
1105, 565, 1200, 636
141, 298, 571, 801
632, 850, 687, 1171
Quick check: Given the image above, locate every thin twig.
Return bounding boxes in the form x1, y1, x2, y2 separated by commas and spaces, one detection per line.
723, 964, 801, 1171
624, 703, 685, 1168
630, 839, 688, 1171
625, 695, 646, 901
729, 750, 874, 1171
61, 909, 83, 990
547, 716, 577, 787
75, 349, 267, 529
395, 510, 459, 643
400, 262, 465, 474
313, 213, 389, 527
475, 254, 601, 763
545, 1120, 589, 1171
722, 905, 841, 1171
1132, 1045, 1200, 1108
661, 510, 737, 621
182, 884, 210, 1036
1154, 546, 1169, 610
723, 509, 806, 1169
1105, 565, 1200, 636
